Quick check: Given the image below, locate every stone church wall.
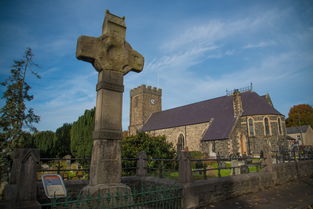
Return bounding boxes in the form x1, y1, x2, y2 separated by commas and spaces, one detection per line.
148, 122, 211, 151
238, 115, 288, 155
214, 140, 230, 157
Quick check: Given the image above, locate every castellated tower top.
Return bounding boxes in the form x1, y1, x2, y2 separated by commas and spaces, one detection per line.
130, 84, 162, 97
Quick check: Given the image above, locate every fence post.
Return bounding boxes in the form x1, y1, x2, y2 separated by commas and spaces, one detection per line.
178, 151, 193, 183
217, 155, 221, 178
136, 151, 147, 177
203, 161, 207, 180
159, 160, 164, 178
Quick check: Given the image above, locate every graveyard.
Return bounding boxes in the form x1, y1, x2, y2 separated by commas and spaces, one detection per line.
1, 3, 313, 209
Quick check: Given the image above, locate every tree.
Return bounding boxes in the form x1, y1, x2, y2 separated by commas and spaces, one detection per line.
54, 123, 72, 157
32, 131, 55, 157
121, 132, 176, 159
0, 48, 40, 147
286, 104, 313, 128
121, 132, 176, 175
70, 108, 95, 158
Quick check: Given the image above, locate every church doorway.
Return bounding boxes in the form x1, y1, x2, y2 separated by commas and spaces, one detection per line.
238, 133, 247, 156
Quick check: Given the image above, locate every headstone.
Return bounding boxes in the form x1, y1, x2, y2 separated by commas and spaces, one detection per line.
4, 149, 41, 209
136, 151, 147, 176
76, 10, 144, 200
262, 143, 273, 172
231, 160, 241, 175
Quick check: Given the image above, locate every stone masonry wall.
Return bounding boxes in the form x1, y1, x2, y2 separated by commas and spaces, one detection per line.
148, 122, 211, 151
235, 115, 288, 155
183, 160, 313, 209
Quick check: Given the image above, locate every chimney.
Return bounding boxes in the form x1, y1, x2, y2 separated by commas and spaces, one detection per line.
233, 89, 243, 117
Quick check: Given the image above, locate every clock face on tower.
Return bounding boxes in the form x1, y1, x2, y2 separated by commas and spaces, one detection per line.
150, 98, 155, 105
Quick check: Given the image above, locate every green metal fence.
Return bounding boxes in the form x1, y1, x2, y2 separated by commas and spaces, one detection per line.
41, 184, 182, 209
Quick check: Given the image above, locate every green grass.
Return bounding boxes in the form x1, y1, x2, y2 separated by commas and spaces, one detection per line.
124, 160, 263, 180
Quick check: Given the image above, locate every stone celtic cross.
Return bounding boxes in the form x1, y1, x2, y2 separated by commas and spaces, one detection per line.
76, 10, 144, 186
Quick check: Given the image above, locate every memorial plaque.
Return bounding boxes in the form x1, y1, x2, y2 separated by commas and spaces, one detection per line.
42, 174, 67, 198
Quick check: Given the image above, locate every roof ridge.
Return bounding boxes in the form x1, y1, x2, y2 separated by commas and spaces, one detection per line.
159, 94, 231, 113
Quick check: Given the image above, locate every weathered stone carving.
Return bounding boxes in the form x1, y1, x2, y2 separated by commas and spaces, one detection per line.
76, 9, 144, 199
76, 10, 144, 75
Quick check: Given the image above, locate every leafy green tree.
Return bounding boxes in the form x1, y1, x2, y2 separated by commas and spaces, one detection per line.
70, 108, 95, 158
0, 48, 40, 147
121, 132, 176, 159
54, 123, 72, 157
286, 104, 313, 128
32, 131, 55, 157
121, 132, 176, 175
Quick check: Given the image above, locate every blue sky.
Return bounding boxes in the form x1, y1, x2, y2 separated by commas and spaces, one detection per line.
0, 0, 312, 131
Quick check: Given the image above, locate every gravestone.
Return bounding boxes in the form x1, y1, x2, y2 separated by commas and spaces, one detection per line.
262, 143, 273, 173
231, 160, 241, 175
136, 151, 147, 176
76, 10, 144, 197
4, 149, 41, 209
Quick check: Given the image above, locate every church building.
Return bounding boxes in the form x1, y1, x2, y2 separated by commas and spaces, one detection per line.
129, 85, 288, 157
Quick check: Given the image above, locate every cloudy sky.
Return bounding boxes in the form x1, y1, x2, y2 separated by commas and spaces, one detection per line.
0, 0, 312, 131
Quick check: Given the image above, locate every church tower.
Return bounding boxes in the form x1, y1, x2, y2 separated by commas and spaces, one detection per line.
129, 85, 162, 135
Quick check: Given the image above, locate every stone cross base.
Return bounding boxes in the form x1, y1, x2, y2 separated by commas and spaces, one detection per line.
80, 184, 133, 208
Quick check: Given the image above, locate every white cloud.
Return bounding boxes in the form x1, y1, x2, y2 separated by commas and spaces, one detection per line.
34, 68, 97, 131
161, 9, 281, 54
243, 41, 275, 49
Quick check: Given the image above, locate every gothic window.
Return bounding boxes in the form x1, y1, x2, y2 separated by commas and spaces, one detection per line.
177, 134, 185, 151
278, 118, 282, 135
264, 117, 270, 136
248, 118, 255, 136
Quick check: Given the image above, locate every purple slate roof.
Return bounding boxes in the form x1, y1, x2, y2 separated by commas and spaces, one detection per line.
241, 93, 281, 116
142, 91, 282, 141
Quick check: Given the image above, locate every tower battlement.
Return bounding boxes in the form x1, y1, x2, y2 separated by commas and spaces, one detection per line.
130, 85, 162, 97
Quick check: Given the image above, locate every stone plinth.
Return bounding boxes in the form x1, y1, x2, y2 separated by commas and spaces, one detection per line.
80, 183, 132, 208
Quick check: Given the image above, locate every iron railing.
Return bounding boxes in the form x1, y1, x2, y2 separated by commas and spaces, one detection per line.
190, 156, 263, 180
40, 183, 182, 209
36, 149, 313, 182
271, 148, 313, 164
146, 158, 178, 179
37, 158, 90, 180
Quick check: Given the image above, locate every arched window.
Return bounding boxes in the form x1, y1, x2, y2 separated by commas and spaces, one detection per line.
248, 118, 255, 136
264, 117, 270, 136
278, 118, 282, 135
212, 141, 216, 153
177, 134, 185, 151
